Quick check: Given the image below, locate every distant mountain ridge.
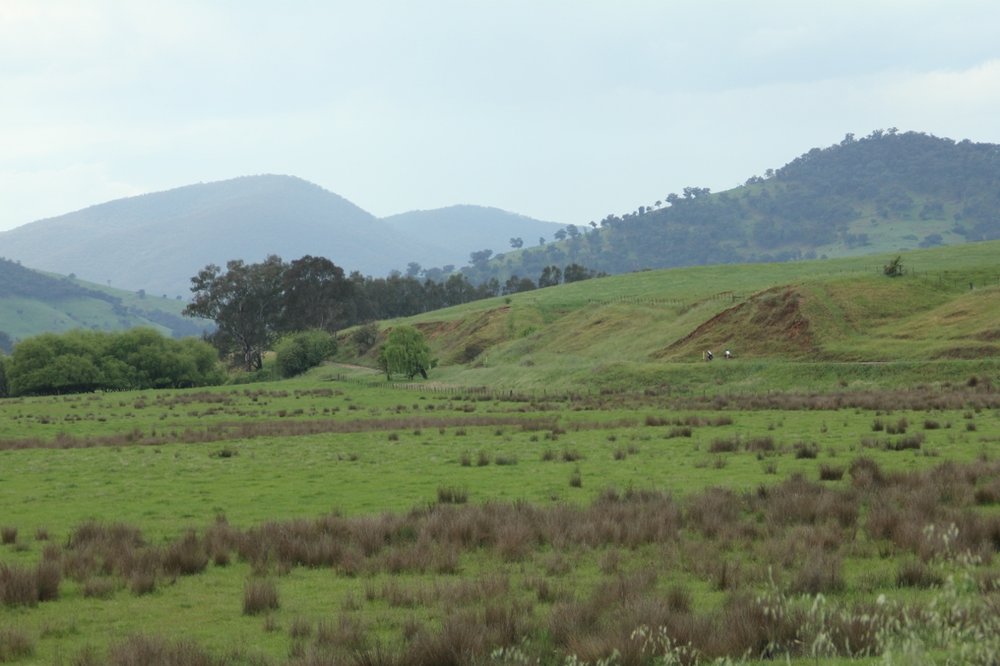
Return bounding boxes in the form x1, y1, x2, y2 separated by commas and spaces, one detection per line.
0, 175, 562, 297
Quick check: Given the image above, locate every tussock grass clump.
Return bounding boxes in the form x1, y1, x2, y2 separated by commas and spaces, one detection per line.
708, 436, 739, 453
0, 627, 34, 662
896, 559, 943, 588
819, 464, 846, 481
129, 570, 157, 596
0, 564, 38, 607
0, 526, 17, 545
886, 432, 924, 451
162, 530, 208, 576
34, 560, 61, 602
568, 469, 582, 488
885, 417, 909, 435
108, 634, 225, 666
82, 577, 118, 599
746, 436, 775, 452
243, 578, 279, 615
436, 486, 468, 504
793, 441, 819, 459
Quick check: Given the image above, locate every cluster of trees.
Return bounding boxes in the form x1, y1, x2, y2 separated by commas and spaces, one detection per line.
185, 255, 605, 370
0, 328, 222, 397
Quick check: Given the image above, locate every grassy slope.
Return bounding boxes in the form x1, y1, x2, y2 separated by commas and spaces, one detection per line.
0, 276, 205, 341
347, 241, 1000, 393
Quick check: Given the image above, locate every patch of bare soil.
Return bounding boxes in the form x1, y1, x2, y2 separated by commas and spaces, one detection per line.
655, 287, 816, 360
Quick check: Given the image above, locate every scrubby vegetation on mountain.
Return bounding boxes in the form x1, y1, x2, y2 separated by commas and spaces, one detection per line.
459, 130, 1000, 284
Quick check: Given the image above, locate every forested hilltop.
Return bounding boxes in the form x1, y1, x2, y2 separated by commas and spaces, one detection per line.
461, 130, 1000, 284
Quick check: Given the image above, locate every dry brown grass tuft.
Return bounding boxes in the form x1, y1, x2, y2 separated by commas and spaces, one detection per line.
243, 578, 279, 615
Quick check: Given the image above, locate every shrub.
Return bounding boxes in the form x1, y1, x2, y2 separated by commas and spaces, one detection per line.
243, 578, 279, 615
274, 330, 336, 378
352, 321, 380, 354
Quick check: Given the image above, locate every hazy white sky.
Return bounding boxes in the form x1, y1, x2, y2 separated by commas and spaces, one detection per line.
3, 1, 1000, 231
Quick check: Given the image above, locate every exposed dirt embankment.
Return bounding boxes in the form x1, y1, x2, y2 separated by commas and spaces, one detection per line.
655, 287, 816, 360
413, 306, 511, 364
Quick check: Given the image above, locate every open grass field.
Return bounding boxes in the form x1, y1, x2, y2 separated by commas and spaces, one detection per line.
2, 371, 1000, 665
3, 243, 1000, 664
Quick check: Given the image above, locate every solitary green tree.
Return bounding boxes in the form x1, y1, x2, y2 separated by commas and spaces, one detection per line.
377, 325, 432, 380
184, 255, 286, 370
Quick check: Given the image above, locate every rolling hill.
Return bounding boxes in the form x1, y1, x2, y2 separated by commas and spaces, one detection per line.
343, 240, 1000, 393
0, 257, 209, 346
463, 130, 1000, 285
0, 175, 561, 297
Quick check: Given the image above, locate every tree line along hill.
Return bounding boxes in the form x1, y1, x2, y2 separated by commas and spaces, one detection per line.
459, 130, 1000, 285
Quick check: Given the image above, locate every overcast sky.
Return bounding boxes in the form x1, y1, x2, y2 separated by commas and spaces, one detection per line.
3, 1, 1000, 232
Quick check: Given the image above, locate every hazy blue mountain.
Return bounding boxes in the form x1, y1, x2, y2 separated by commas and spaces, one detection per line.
0, 175, 561, 297
382, 205, 562, 269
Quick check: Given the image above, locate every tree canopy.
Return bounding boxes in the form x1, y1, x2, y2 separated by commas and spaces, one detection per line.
377, 326, 432, 380
2, 328, 222, 396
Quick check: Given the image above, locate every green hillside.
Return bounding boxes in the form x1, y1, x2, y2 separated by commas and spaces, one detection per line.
0, 258, 209, 346
462, 130, 1000, 284
346, 241, 1000, 393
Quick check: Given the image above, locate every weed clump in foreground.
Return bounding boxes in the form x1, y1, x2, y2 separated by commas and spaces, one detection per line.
10, 455, 1000, 664
243, 578, 279, 615
0, 627, 34, 662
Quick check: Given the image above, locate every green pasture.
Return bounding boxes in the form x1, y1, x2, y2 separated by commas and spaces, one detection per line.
2, 374, 999, 664
357, 242, 1000, 394
3, 243, 1000, 664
